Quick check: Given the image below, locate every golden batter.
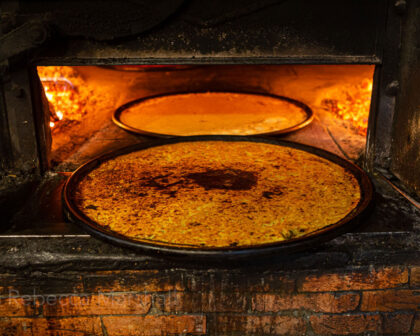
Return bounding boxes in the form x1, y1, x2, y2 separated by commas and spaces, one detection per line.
72, 141, 361, 248
117, 92, 309, 136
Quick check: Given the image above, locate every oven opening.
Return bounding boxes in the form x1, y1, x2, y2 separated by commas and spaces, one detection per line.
35, 65, 374, 171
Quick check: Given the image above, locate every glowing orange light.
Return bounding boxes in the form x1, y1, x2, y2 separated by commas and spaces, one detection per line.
45, 91, 54, 101
38, 66, 87, 130
321, 78, 373, 136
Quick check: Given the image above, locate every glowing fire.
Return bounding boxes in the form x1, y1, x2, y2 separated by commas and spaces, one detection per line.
37, 66, 87, 130
321, 78, 373, 136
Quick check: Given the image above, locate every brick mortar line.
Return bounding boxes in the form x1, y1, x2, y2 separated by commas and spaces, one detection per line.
0, 312, 416, 317
0, 311, 416, 323
296, 286, 411, 294
202, 311, 419, 317
0, 290, 298, 298
0, 267, 409, 280
259, 290, 363, 295
1, 292, 156, 299
0, 315, 42, 318
0, 288, 414, 297
205, 310, 209, 336
1, 285, 412, 296
206, 309, 360, 315
0, 265, 410, 276
409, 267, 413, 286
306, 311, 416, 317
0, 266, 406, 277
54, 288, 268, 295
294, 267, 409, 278
409, 310, 416, 334
36, 311, 420, 318
288, 265, 409, 273
3, 286, 414, 299
204, 311, 346, 317
353, 291, 363, 312
250, 300, 363, 315
100, 316, 109, 336
0, 313, 208, 319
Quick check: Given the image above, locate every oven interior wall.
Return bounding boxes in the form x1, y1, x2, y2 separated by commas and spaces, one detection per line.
36, 65, 374, 171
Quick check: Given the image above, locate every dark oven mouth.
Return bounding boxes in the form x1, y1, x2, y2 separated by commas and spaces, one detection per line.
17, 63, 378, 260
1, 62, 418, 260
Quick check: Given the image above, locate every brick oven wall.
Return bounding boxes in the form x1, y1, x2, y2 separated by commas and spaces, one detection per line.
0, 266, 419, 335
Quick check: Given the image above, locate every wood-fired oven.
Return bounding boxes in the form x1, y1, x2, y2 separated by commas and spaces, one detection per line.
0, 1, 419, 335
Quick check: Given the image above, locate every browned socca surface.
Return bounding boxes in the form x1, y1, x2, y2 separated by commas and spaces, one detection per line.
118, 92, 309, 136
72, 141, 361, 248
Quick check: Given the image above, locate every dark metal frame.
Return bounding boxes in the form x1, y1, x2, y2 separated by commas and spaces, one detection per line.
63, 135, 374, 261
99, 65, 200, 72
112, 91, 314, 138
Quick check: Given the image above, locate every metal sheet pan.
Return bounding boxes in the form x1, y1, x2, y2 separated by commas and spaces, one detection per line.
63, 135, 373, 261
112, 91, 314, 138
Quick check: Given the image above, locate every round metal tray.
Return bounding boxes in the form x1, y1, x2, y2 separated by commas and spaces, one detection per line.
63, 136, 373, 261
112, 91, 314, 138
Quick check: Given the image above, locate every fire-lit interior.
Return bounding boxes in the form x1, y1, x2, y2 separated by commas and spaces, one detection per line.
321, 78, 373, 136
36, 65, 374, 170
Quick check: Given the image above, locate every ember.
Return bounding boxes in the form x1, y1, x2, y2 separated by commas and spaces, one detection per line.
37, 66, 89, 131
321, 78, 373, 135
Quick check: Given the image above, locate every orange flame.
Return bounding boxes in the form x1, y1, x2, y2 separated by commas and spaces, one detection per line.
322, 78, 373, 136
37, 66, 86, 130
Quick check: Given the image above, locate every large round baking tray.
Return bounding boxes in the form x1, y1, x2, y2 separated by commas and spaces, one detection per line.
63, 136, 373, 261
112, 91, 314, 138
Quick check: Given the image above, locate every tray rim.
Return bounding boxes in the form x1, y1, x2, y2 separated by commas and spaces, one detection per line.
112, 91, 314, 138
63, 136, 374, 259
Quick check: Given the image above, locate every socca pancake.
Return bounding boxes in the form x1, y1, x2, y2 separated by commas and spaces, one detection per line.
72, 141, 361, 248
117, 92, 309, 136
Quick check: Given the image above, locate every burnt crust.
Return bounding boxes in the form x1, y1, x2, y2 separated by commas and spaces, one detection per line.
72, 141, 361, 248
